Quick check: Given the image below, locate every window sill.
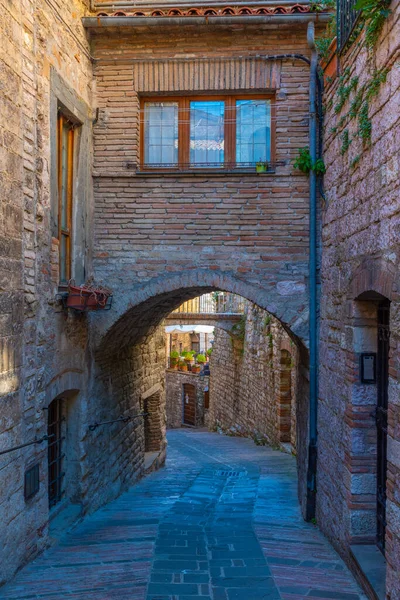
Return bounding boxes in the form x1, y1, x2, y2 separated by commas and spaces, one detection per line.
134, 169, 276, 177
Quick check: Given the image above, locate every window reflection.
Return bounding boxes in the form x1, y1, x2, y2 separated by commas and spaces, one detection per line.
190, 101, 225, 166
144, 102, 178, 165
236, 99, 271, 163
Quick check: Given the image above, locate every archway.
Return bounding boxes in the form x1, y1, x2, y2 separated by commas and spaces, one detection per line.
91, 278, 310, 516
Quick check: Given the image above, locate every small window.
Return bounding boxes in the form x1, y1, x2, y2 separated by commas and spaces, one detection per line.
57, 113, 75, 285
141, 95, 273, 170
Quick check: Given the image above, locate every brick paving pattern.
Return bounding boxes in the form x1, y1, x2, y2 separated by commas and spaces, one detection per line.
0, 430, 366, 599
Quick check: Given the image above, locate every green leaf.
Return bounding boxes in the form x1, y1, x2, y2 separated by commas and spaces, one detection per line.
354, 0, 374, 9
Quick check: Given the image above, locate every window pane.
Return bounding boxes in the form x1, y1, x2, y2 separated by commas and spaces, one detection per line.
60, 234, 68, 284
144, 102, 178, 165
60, 123, 70, 230
236, 99, 271, 164
190, 101, 224, 166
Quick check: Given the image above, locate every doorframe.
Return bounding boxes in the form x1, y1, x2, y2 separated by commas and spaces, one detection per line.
182, 382, 196, 426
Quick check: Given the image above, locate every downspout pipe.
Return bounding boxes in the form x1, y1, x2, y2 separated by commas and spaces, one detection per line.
306, 20, 318, 522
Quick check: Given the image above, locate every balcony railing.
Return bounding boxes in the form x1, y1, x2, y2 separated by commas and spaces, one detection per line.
173, 293, 245, 315
337, 0, 360, 51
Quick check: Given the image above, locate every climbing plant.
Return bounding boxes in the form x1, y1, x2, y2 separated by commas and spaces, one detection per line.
293, 147, 326, 176
331, 65, 389, 152
354, 0, 392, 47
318, 0, 391, 164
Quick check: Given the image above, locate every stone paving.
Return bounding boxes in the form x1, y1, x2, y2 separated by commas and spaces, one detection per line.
0, 430, 366, 600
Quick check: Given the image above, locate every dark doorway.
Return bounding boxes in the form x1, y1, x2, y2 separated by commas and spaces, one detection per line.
48, 398, 65, 508
183, 384, 196, 426
204, 388, 210, 410
376, 300, 389, 554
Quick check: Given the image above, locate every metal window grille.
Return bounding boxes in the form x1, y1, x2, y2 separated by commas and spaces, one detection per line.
24, 463, 40, 501
337, 0, 360, 51
47, 399, 65, 508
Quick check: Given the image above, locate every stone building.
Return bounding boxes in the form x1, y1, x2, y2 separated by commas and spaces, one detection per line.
318, 1, 400, 597
5, 0, 400, 598
1, 0, 329, 579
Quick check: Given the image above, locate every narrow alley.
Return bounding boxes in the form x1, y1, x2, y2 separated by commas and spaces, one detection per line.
0, 430, 365, 600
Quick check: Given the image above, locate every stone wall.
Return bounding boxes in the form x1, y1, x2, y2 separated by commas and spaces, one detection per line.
208, 305, 300, 452
0, 0, 95, 584
166, 370, 209, 429
319, 3, 400, 596
89, 327, 167, 513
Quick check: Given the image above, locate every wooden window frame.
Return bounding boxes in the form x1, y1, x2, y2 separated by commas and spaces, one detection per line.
139, 94, 276, 171
57, 112, 75, 286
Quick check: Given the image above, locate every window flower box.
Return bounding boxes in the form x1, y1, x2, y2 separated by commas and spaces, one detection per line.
65, 280, 113, 312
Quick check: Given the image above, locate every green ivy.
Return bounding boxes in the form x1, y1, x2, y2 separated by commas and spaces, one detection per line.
358, 101, 372, 143
350, 154, 362, 169
293, 147, 326, 176
355, 0, 391, 47
340, 130, 351, 155
332, 66, 388, 150
310, 0, 335, 10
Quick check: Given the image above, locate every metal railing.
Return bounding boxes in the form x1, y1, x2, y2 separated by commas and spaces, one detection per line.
173, 293, 245, 314
337, 0, 360, 51
0, 434, 54, 456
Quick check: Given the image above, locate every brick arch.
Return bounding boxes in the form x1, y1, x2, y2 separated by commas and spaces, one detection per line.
93, 268, 309, 357
348, 258, 396, 301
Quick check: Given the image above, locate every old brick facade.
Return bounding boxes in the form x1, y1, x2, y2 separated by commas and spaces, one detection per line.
4, 0, 400, 597
318, 2, 400, 597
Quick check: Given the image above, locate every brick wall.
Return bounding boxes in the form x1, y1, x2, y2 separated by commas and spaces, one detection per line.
208, 304, 301, 452
88, 22, 320, 349
318, 3, 400, 596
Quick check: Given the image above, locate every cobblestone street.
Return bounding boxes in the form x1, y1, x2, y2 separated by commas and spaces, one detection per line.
0, 430, 366, 600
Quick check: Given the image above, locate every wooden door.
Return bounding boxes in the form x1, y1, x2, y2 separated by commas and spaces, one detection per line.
376, 300, 390, 554
183, 384, 196, 426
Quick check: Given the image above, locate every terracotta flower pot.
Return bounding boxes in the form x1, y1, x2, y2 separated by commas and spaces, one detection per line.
67, 284, 111, 311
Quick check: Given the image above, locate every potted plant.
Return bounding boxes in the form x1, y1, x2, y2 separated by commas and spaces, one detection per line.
66, 279, 112, 311
256, 160, 268, 173
196, 353, 206, 365
185, 350, 195, 364
179, 359, 188, 372
191, 364, 201, 374
170, 350, 180, 369
206, 348, 213, 360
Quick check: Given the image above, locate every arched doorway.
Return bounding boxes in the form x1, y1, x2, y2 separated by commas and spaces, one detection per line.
46, 391, 81, 511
